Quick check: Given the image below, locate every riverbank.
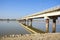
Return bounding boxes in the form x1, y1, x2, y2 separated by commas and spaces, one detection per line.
1, 33, 60, 40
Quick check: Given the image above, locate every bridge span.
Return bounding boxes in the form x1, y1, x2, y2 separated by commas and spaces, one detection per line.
20, 6, 60, 33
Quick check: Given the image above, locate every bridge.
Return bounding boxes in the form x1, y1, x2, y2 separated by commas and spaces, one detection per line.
19, 5, 60, 33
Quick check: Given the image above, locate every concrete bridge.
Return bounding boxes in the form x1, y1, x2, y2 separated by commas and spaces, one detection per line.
20, 5, 60, 33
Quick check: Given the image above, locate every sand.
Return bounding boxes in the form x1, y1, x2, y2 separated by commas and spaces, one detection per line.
0, 33, 60, 40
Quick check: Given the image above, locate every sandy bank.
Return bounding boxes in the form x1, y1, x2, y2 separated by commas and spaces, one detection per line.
1, 33, 60, 40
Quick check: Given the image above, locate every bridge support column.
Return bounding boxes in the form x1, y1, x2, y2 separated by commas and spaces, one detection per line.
24, 19, 26, 25
27, 20, 29, 26
25, 20, 26, 25
22, 20, 24, 24
46, 19, 49, 33
29, 19, 32, 27
52, 19, 56, 33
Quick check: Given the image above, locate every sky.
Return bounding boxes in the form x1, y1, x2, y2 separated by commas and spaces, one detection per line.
0, 0, 60, 19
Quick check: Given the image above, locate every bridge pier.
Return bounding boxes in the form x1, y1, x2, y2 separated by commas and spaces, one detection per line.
23, 20, 25, 25
24, 19, 26, 25
29, 19, 32, 27
52, 19, 56, 33
26, 19, 32, 27
22, 20, 24, 24
26, 20, 29, 26
46, 19, 49, 33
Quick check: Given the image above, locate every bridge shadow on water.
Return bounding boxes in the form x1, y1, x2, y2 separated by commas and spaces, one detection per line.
22, 24, 45, 33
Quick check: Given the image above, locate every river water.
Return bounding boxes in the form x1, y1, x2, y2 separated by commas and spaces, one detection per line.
0, 21, 30, 36
0, 20, 60, 36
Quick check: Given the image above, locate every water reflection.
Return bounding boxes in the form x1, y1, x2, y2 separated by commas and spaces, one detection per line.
0, 21, 30, 36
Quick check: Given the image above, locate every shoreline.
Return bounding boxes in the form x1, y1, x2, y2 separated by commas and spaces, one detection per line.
1, 33, 60, 40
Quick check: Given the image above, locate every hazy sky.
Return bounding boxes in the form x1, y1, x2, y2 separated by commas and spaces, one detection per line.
0, 0, 60, 19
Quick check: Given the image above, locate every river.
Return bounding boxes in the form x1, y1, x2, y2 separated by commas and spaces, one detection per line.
0, 21, 30, 36
0, 20, 60, 36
